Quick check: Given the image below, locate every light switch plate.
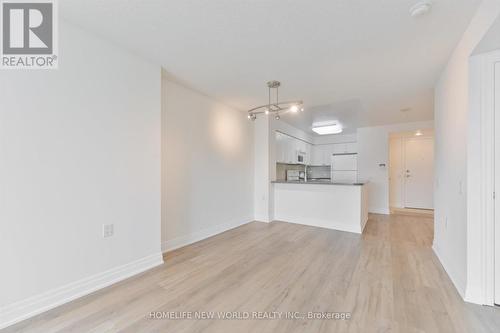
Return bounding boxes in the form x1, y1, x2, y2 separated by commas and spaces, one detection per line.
102, 224, 114, 238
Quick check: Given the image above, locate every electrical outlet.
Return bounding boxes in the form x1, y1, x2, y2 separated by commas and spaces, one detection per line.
102, 224, 114, 238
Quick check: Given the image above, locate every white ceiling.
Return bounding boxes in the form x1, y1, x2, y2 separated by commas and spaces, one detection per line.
280, 100, 366, 135
61, 0, 481, 132
473, 15, 500, 55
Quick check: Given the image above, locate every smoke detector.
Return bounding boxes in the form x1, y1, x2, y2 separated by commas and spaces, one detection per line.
410, 1, 433, 17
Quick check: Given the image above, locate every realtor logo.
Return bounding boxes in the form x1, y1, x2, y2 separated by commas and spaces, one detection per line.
1, 0, 58, 69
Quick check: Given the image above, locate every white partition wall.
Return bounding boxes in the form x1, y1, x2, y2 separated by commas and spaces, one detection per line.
435, 0, 500, 304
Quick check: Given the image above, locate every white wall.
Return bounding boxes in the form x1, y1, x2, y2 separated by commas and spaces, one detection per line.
434, 0, 500, 300
254, 116, 272, 222
274, 120, 313, 144
472, 15, 500, 55
0, 21, 162, 328
357, 121, 434, 214
162, 76, 254, 251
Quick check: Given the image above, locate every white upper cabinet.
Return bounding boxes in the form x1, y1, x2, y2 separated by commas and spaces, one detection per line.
324, 145, 336, 162
332, 144, 345, 154
275, 132, 284, 163
275, 131, 357, 165
311, 145, 328, 166
305, 143, 312, 165
275, 131, 308, 164
312, 145, 335, 166
345, 142, 357, 153
295, 139, 304, 153
311, 146, 321, 165
311, 142, 358, 166
332, 142, 357, 154
283, 134, 294, 164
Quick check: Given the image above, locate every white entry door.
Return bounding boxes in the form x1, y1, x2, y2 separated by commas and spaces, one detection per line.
404, 137, 434, 209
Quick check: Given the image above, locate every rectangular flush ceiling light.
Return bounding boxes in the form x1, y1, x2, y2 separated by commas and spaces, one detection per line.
312, 123, 343, 135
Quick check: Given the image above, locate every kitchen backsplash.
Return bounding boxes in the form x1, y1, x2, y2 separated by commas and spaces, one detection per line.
276, 163, 306, 181
275, 164, 332, 181
307, 165, 331, 179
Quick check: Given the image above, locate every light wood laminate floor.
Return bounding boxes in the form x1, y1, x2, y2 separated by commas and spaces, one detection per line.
5, 214, 500, 332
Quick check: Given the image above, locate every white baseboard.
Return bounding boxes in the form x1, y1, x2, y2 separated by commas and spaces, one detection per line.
368, 207, 390, 215
275, 216, 362, 234
162, 216, 254, 253
253, 214, 271, 223
432, 246, 466, 299
0, 253, 164, 330
360, 215, 369, 232
464, 284, 484, 305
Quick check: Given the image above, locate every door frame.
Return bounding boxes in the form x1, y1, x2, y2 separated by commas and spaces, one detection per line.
467, 50, 500, 306
389, 136, 405, 209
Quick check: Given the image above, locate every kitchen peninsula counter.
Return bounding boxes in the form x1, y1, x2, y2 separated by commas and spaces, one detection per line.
272, 181, 368, 234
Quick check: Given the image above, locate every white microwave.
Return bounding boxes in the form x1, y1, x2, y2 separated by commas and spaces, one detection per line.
296, 151, 306, 164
